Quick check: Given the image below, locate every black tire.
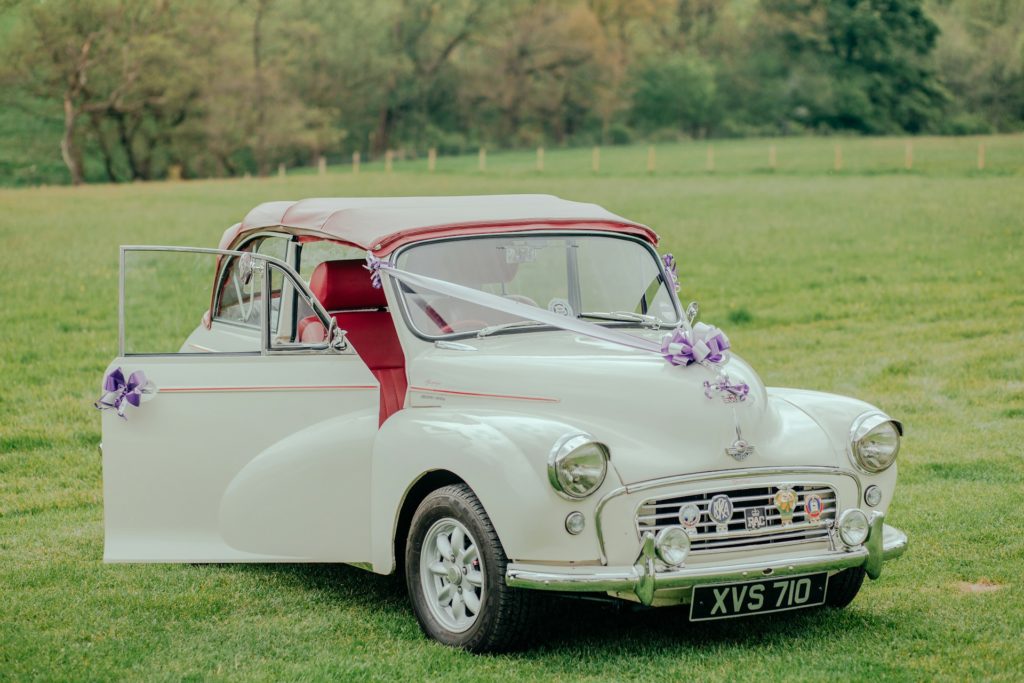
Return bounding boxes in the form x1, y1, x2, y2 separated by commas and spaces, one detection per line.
404, 483, 540, 652
826, 567, 865, 608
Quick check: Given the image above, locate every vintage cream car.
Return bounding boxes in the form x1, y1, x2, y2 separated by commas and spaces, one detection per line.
100, 195, 906, 652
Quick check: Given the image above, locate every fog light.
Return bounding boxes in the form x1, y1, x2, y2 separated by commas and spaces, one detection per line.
564, 511, 586, 535
837, 509, 870, 547
655, 526, 690, 567
864, 485, 883, 507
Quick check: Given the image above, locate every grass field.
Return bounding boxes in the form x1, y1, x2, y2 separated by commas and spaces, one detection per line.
1, 140, 1023, 681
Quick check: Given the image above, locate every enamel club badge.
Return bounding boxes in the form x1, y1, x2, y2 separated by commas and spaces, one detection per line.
774, 486, 797, 526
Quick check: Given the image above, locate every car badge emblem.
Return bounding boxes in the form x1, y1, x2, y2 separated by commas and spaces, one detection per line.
726, 422, 755, 462
804, 493, 824, 523
708, 494, 733, 534
774, 486, 797, 526
744, 506, 767, 531
678, 503, 701, 532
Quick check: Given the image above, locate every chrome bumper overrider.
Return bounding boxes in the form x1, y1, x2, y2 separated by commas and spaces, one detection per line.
506, 513, 907, 606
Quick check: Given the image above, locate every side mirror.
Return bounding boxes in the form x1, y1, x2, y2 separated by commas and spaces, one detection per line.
685, 301, 700, 326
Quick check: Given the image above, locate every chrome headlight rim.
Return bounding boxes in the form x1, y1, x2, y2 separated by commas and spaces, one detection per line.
654, 525, 691, 567
848, 411, 903, 474
837, 508, 870, 547
547, 433, 609, 500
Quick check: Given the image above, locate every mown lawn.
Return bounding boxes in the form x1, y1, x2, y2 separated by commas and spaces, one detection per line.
1, 146, 1022, 680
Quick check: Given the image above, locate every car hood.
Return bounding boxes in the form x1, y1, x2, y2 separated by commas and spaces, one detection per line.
405, 330, 842, 484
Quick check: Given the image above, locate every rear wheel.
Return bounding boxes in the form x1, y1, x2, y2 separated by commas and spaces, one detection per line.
826, 567, 865, 608
405, 483, 540, 652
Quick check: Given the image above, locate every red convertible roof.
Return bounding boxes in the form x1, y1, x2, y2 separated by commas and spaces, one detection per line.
219, 195, 658, 255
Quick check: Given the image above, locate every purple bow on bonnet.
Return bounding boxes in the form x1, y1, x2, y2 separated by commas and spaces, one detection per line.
94, 367, 157, 419
704, 376, 750, 403
660, 322, 730, 367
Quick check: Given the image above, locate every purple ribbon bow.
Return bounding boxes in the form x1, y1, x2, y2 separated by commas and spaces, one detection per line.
662, 253, 680, 292
660, 323, 730, 366
94, 367, 156, 419
703, 376, 750, 403
364, 253, 386, 289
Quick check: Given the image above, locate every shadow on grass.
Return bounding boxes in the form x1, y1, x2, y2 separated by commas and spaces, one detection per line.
222, 562, 901, 655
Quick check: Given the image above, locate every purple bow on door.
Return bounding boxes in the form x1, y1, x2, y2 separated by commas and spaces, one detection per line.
94, 367, 157, 420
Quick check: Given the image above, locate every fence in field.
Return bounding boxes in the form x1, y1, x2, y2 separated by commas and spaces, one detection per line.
267, 135, 1023, 179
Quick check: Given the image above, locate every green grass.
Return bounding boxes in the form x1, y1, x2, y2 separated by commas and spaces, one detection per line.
1, 145, 1023, 680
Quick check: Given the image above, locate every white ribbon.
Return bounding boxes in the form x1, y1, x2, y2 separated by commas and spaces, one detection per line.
376, 261, 688, 356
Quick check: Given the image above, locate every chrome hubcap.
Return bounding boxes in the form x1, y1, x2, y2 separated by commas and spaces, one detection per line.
419, 517, 484, 632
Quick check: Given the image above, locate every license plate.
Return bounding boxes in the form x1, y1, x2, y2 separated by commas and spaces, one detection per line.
689, 573, 828, 621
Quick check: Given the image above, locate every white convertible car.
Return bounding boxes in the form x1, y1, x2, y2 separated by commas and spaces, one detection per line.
99, 195, 906, 651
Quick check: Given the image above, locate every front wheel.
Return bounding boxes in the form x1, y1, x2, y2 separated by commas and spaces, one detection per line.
405, 483, 540, 652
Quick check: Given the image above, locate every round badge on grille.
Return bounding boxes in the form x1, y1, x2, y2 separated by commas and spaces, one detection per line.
708, 494, 733, 525
678, 502, 701, 529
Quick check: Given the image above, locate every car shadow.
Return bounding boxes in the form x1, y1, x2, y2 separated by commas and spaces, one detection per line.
221, 562, 902, 655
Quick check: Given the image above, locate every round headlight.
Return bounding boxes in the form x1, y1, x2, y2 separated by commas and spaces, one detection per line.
655, 526, 691, 567
849, 412, 902, 473
837, 508, 870, 547
547, 434, 609, 499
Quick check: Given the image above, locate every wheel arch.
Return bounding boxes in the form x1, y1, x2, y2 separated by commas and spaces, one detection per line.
392, 469, 468, 576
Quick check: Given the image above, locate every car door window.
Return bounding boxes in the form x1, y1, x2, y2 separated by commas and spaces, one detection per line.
123, 248, 263, 355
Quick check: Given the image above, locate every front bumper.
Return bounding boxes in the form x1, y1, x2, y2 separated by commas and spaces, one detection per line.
506, 512, 907, 606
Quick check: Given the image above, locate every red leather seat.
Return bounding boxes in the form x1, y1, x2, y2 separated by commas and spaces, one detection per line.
301, 259, 407, 426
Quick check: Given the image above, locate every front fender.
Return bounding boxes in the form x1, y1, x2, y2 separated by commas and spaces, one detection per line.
770, 387, 900, 511
370, 409, 616, 573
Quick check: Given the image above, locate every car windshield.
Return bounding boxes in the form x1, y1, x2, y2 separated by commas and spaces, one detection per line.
394, 234, 679, 337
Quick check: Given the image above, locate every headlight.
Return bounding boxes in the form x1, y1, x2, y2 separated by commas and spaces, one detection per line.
655, 526, 690, 567
837, 508, 870, 547
547, 434, 609, 499
849, 412, 902, 473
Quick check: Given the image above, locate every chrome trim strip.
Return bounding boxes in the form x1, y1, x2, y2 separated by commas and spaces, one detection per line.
594, 466, 862, 566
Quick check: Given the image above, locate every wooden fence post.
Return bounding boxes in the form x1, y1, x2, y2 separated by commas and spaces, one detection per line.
536, 146, 545, 172
706, 144, 715, 172
277, 163, 286, 179
646, 145, 656, 174
352, 151, 360, 174
428, 147, 437, 172
769, 144, 777, 171
833, 144, 843, 172
592, 146, 600, 173
317, 156, 326, 176
478, 147, 487, 172
385, 150, 393, 173
904, 141, 913, 170
977, 142, 986, 171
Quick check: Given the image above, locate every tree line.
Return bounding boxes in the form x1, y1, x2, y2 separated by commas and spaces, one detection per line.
0, 0, 1021, 185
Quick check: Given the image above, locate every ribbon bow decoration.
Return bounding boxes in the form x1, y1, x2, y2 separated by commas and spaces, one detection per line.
662, 253, 680, 292
704, 376, 750, 403
365, 253, 387, 289
660, 322, 731, 367
94, 368, 157, 419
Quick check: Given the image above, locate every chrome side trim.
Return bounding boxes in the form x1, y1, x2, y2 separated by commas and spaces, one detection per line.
594, 466, 862, 566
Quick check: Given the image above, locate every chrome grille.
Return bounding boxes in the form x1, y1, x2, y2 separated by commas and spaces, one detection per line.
636, 484, 837, 555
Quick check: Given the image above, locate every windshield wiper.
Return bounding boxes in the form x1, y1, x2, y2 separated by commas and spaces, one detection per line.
476, 320, 548, 338
579, 311, 663, 328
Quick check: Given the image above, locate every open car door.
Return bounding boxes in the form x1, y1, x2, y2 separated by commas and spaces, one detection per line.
101, 246, 377, 563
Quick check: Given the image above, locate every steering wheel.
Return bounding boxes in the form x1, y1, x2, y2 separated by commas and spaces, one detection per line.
504, 294, 538, 307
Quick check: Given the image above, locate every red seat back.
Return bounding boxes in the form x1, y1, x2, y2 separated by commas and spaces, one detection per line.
302, 259, 407, 425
